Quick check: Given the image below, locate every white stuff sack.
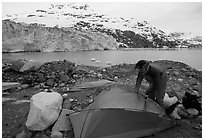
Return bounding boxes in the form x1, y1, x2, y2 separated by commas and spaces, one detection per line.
26, 91, 63, 131
163, 93, 178, 107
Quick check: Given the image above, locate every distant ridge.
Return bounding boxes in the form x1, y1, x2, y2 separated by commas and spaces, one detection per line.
2, 3, 202, 52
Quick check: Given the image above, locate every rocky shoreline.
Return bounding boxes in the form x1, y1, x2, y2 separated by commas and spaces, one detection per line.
2, 59, 202, 138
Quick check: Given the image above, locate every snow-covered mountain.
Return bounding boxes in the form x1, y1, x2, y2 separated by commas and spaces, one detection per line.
2, 3, 202, 52
168, 32, 202, 47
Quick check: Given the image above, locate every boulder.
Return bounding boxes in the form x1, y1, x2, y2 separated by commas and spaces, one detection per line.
26, 91, 63, 131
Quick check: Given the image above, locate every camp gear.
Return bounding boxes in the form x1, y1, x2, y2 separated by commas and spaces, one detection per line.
69, 86, 175, 138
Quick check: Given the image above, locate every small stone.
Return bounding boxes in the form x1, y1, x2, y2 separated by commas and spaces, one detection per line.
196, 116, 202, 123
181, 68, 187, 72
2, 97, 17, 102
172, 85, 182, 92
174, 71, 180, 76
97, 73, 103, 78
54, 83, 58, 87
89, 70, 95, 74
102, 69, 106, 72
192, 90, 200, 97
62, 94, 68, 99
34, 84, 41, 89
177, 104, 185, 110
141, 82, 149, 88
21, 84, 29, 89
63, 99, 71, 109
59, 83, 65, 87
16, 131, 27, 138
178, 78, 183, 82
193, 124, 202, 130
11, 100, 30, 105
187, 108, 199, 116
46, 79, 55, 86
192, 84, 201, 92
114, 76, 119, 81
73, 106, 82, 111
51, 131, 63, 138
33, 131, 49, 138
60, 74, 69, 82
37, 73, 45, 82
73, 74, 79, 78
177, 108, 189, 118
44, 89, 49, 92
170, 107, 181, 120
189, 78, 198, 85
2, 92, 10, 95
176, 91, 185, 100
69, 98, 75, 102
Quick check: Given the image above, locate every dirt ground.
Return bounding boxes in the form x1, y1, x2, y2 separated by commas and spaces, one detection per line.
2, 60, 202, 138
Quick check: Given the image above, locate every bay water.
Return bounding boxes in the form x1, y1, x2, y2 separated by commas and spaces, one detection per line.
2, 48, 202, 71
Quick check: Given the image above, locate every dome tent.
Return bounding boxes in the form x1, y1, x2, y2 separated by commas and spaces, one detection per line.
69, 86, 175, 138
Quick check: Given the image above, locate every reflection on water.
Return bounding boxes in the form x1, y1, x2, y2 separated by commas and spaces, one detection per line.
2, 48, 202, 71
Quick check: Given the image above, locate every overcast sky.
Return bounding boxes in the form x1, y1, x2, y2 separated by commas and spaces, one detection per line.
2, 1, 202, 36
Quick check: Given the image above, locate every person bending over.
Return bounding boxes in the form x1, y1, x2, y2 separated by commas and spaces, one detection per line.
135, 60, 167, 108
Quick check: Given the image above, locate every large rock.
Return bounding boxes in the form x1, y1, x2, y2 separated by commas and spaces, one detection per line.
26, 91, 63, 131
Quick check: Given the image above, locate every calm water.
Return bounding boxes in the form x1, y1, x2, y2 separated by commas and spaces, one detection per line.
2, 48, 202, 71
